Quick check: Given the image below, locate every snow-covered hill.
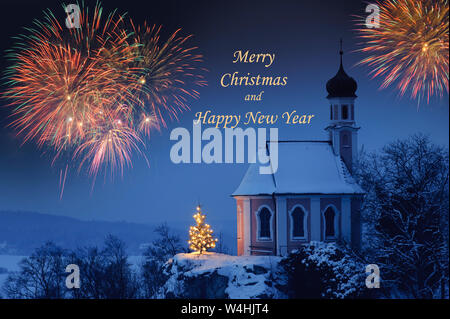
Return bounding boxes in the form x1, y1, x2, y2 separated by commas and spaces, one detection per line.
157, 243, 369, 299
158, 253, 287, 299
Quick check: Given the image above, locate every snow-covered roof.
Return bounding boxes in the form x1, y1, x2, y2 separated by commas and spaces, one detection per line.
232, 141, 364, 196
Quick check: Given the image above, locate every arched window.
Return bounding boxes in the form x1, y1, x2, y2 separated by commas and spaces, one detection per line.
291, 206, 306, 238
258, 207, 271, 239
324, 206, 336, 238
342, 105, 349, 119
330, 105, 333, 120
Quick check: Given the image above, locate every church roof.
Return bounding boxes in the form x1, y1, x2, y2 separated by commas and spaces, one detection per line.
232, 141, 364, 196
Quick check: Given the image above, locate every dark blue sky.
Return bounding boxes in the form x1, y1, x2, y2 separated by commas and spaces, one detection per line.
0, 0, 448, 244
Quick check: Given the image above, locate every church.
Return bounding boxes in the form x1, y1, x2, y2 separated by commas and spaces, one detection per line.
232, 46, 365, 256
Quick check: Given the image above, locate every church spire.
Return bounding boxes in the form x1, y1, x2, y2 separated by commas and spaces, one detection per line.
326, 38, 357, 98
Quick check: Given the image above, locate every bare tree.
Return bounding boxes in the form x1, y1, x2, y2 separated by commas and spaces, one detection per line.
67, 246, 105, 299
2, 242, 67, 299
102, 235, 140, 298
3, 236, 139, 299
355, 134, 449, 298
68, 235, 139, 299
141, 223, 185, 298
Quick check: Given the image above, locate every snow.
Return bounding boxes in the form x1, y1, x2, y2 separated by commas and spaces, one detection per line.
232, 159, 276, 196
293, 242, 365, 298
162, 252, 286, 299
233, 141, 364, 196
174, 252, 276, 269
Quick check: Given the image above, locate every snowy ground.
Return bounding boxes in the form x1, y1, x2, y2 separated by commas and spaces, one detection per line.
172, 252, 281, 274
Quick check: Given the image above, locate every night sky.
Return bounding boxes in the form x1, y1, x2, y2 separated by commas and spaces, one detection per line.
0, 0, 448, 243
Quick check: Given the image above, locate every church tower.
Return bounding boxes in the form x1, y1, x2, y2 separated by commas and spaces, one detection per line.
325, 40, 359, 173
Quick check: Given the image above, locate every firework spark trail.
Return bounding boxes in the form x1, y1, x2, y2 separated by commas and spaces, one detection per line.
2, 3, 206, 188
355, 0, 449, 103
59, 164, 68, 200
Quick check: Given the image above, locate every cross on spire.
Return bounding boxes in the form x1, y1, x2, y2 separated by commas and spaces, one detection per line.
339, 38, 343, 67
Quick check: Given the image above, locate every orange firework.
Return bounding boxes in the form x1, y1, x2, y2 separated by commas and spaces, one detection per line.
2, 3, 205, 183
356, 0, 449, 103
128, 21, 207, 128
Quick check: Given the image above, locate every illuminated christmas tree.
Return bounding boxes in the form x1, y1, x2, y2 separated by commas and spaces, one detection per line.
188, 205, 218, 254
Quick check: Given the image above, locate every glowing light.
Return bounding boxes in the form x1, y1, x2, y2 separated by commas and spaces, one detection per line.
188, 205, 218, 254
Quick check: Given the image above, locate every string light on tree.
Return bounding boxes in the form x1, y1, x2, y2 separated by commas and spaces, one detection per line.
188, 205, 218, 254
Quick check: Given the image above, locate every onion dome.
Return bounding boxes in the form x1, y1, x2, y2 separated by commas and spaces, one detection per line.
326, 40, 357, 98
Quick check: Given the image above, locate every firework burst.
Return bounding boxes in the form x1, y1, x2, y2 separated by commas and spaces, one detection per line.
129, 21, 207, 128
356, 0, 449, 103
2, 3, 206, 185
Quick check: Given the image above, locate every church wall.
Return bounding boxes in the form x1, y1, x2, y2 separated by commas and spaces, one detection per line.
250, 198, 276, 255
236, 199, 244, 256
340, 130, 352, 172
286, 198, 311, 252
235, 195, 360, 255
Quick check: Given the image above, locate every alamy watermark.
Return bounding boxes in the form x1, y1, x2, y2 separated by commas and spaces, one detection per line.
65, 264, 80, 289
365, 264, 380, 289
365, 4, 380, 28
170, 120, 278, 174
65, 4, 81, 29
